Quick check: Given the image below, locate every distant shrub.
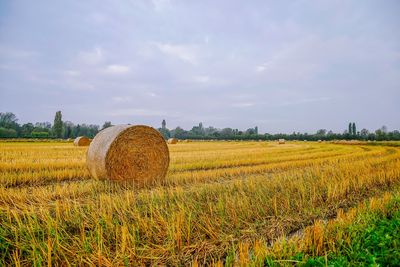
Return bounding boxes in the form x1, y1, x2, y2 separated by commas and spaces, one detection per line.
31, 131, 50, 138
0, 127, 17, 138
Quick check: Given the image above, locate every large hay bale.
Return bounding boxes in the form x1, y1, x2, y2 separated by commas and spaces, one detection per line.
168, 138, 178, 144
278, 139, 285, 144
86, 125, 169, 184
74, 136, 91, 146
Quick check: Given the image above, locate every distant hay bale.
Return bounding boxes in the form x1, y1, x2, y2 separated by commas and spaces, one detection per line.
168, 138, 178, 144
74, 136, 91, 146
278, 139, 285, 144
318, 140, 322, 143
86, 125, 169, 184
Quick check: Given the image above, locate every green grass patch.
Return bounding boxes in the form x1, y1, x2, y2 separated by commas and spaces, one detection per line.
265, 196, 400, 266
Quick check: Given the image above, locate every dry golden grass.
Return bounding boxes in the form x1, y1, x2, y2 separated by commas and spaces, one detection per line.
0, 140, 399, 265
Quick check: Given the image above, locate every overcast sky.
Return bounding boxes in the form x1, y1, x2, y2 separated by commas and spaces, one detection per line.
0, 0, 399, 133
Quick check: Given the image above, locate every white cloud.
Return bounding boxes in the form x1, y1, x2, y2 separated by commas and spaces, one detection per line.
105, 64, 130, 74
153, 42, 198, 64
255, 65, 266, 72
148, 92, 157, 97
231, 102, 255, 108
78, 47, 104, 65
64, 70, 80, 76
112, 96, 132, 103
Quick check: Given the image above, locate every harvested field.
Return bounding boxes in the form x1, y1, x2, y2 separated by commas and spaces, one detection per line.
0, 140, 399, 265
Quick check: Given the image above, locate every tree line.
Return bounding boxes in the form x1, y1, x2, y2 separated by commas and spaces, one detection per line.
158, 120, 400, 141
0, 111, 99, 139
1, 111, 399, 141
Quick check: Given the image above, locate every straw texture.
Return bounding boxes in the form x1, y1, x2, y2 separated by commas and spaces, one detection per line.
74, 136, 91, 146
168, 138, 178, 144
86, 125, 169, 184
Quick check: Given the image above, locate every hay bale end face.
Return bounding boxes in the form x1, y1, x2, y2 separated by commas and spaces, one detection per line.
74, 136, 91, 146
278, 139, 285, 144
86, 125, 169, 184
168, 138, 178, 144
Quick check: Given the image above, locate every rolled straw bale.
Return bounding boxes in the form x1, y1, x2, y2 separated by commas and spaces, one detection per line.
86, 125, 169, 183
318, 140, 322, 143
168, 138, 178, 144
278, 139, 285, 144
74, 136, 91, 146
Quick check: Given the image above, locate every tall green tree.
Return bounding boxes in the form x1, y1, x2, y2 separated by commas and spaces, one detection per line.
0, 112, 18, 130
63, 121, 74, 138
348, 122, 352, 135
352, 122, 356, 136
74, 124, 81, 137
53, 111, 63, 138
102, 121, 113, 130
316, 129, 327, 136
21, 123, 34, 137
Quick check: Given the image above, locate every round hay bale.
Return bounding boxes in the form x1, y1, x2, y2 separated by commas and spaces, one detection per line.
86, 125, 169, 184
168, 138, 178, 144
278, 139, 285, 144
74, 136, 91, 146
